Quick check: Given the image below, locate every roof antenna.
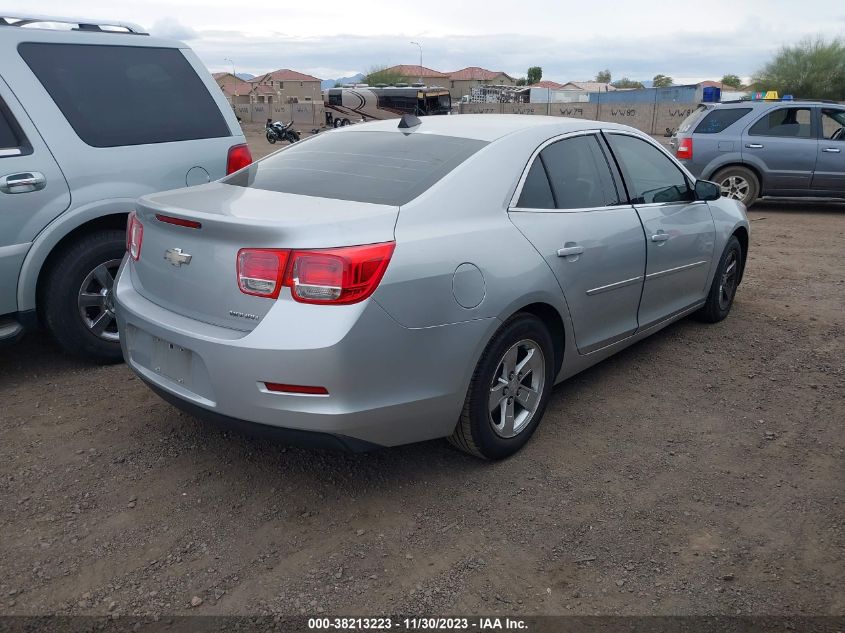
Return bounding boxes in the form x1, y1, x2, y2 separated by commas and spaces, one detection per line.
398, 113, 421, 130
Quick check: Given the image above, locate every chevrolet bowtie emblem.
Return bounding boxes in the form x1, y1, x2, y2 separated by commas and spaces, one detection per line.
164, 247, 192, 267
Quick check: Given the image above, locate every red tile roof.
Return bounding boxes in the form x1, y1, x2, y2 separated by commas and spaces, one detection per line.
252, 69, 322, 83
449, 67, 513, 81
529, 80, 565, 90
385, 64, 449, 78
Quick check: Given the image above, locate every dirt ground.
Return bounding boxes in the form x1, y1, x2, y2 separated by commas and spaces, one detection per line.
0, 147, 843, 617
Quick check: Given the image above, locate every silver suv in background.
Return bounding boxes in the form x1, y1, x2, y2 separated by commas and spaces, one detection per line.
0, 14, 250, 361
670, 100, 845, 206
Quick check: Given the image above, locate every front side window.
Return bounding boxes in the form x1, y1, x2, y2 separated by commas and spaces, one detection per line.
605, 133, 694, 205
821, 108, 845, 140
18, 43, 230, 147
224, 131, 488, 206
749, 107, 812, 139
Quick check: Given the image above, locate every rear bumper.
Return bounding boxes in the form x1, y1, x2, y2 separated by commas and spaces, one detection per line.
114, 261, 496, 448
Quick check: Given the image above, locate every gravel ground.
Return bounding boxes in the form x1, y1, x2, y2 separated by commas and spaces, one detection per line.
0, 135, 843, 617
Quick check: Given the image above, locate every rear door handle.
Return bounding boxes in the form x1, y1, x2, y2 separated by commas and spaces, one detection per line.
651, 232, 670, 243
745, 143, 764, 149
557, 244, 585, 258
822, 147, 841, 153
0, 172, 46, 194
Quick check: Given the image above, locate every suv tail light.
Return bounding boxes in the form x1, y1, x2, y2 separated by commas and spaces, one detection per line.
237, 249, 290, 298
676, 137, 693, 160
127, 211, 143, 261
235, 242, 395, 304
226, 143, 253, 175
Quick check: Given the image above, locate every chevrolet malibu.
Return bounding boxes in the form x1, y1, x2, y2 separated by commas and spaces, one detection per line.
114, 115, 749, 460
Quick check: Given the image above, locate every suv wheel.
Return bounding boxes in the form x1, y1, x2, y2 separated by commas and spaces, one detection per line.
42, 229, 125, 363
713, 166, 759, 207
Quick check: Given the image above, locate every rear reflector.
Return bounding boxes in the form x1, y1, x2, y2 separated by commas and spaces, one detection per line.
126, 211, 143, 261
237, 249, 289, 298
264, 382, 329, 395
676, 137, 693, 160
236, 242, 395, 305
226, 143, 253, 175
155, 214, 201, 229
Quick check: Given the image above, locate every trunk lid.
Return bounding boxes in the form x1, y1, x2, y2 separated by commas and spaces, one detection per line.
131, 182, 398, 330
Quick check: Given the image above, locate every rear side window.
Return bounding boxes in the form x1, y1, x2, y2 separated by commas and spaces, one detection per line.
516, 159, 555, 208
605, 133, 694, 205
749, 107, 813, 139
224, 131, 488, 206
18, 43, 230, 147
0, 109, 21, 152
540, 135, 620, 209
695, 108, 752, 134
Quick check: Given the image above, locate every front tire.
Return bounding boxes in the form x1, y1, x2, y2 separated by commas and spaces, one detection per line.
266, 131, 277, 144
42, 229, 125, 363
713, 166, 759, 207
695, 236, 742, 324
449, 314, 555, 460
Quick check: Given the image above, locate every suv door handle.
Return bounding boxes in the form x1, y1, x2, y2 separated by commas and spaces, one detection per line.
745, 143, 764, 149
651, 231, 670, 243
0, 172, 46, 194
557, 243, 584, 258
822, 147, 841, 153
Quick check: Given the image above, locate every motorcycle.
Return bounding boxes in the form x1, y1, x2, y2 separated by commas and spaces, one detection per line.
265, 120, 300, 144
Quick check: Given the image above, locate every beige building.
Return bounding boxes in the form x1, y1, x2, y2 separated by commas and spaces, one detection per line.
558, 81, 617, 92
382, 64, 450, 87
248, 69, 323, 104
448, 67, 516, 100
212, 72, 251, 105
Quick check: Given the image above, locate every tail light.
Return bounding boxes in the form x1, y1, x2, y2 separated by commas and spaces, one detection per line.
126, 211, 143, 261
676, 137, 693, 160
237, 249, 289, 298
236, 242, 395, 304
226, 143, 253, 175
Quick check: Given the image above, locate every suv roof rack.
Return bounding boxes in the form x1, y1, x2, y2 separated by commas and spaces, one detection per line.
719, 98, 840, 105
0, 14, 148, 35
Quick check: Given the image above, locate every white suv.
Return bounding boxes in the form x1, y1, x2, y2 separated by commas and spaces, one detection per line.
0, 14, 250, 361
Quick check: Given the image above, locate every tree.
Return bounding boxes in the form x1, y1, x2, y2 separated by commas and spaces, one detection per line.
527, 66, 542, 84
721, 74, 743, 89
364, 65, 405, 86
652, 74, 673, 88
595, 69, 611, 83
753, 37, 845, 100
612, 77, 645, 89
515, 77, 528, 86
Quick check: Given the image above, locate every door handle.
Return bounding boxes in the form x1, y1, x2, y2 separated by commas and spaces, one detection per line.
651, 232, 670, 243
557, 244, 585, 258
745, 143, 764, 149
0, 172, 46, 194
822, 147, 841, 153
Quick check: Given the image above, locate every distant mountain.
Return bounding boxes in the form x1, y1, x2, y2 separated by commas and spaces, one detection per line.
236, 73, 255, 81
321, 73, 365, 89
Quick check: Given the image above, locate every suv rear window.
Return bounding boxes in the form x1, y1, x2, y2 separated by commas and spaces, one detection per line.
224, 131, 488, 205
18, 43, 230, 147
695, 108, 752, 134
677, 104, 708, 134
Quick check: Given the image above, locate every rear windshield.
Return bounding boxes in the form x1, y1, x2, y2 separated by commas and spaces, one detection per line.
18, 43, 230, 147
695, 108, 752, 134
224, 131, 489, 205
677, 104, 708, 134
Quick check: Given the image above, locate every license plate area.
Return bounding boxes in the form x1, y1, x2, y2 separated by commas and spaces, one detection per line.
151, 337, 193, 388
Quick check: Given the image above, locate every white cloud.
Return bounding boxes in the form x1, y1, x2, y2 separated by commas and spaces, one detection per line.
150, 17, 198, 41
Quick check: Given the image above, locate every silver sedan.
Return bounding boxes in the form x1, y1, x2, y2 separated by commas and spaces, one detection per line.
114, 114, 749, 459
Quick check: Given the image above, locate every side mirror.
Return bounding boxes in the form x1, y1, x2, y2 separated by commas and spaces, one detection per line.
695, 179, 721, 201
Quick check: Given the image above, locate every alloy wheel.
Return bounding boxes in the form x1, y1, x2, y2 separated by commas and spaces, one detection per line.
718, 250, 739, 311
488, 339, 546, 439
719, 175, 750, 202
77, 259, 122, 342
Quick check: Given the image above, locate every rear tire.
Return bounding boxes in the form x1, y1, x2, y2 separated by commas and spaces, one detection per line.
694, 236, 742, 324
42, 229, 125, 363
342, 118, 351, 126
713, 166, 759, 207
449, 314, 555, 460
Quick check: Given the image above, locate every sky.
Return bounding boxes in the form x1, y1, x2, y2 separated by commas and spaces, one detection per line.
7, 1, 844, 83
